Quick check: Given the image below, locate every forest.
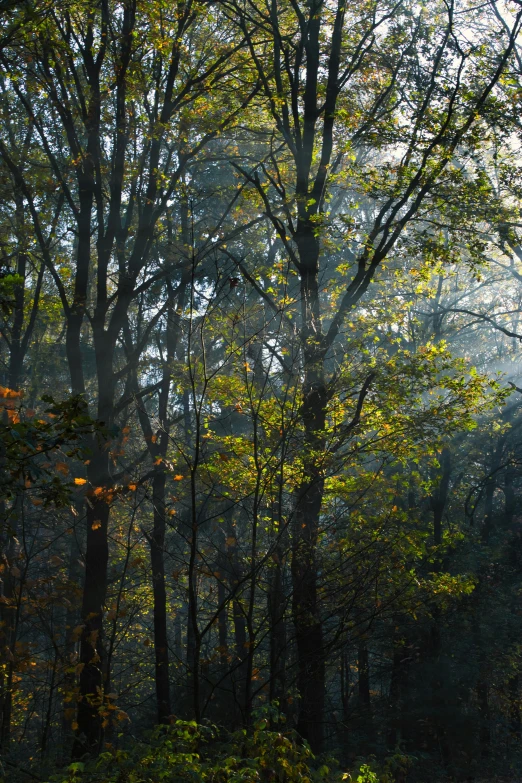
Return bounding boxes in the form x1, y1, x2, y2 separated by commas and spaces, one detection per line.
2, 0, 522, 780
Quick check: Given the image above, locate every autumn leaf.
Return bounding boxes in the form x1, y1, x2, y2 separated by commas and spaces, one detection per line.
74, 478, 87, 485
56, 461, 69, 475
174, 474, 184, 480
0, 386, 22, 399
91, 520, 102, 530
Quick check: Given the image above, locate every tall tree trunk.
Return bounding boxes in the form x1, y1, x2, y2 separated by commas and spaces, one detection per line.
507, 666, 521, 742
226, 523, 247, 723
268, 556, 286, 709
0, 539, 15, 753
150, 468, 171, 722
74, 473, 110, 756
74, 341, 113, 756
217, 567, 228, 666
358, 643, 370, 708
428, 448, 451, 764
8, 195, 27, 391
292, 255, 327, 753
137, 269, 189, 724
387, 634, 404, 749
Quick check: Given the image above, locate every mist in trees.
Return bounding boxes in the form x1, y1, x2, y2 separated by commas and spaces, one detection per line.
2, 0, 522, 780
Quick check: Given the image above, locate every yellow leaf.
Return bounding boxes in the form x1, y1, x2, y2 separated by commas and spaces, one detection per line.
74, 478, 87, 486
174, 474, 183, 481
92, 520, 101, 530
128, 482, 137, 492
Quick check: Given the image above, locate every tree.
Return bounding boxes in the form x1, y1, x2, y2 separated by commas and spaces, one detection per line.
218, 0, 522, 752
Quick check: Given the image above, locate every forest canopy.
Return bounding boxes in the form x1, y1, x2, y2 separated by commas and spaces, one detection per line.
2, 0, 522, 780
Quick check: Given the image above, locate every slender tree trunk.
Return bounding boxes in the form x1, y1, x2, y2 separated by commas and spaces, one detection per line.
292, 407, 326, 752
150, 469, 172, 722
227, 526, 247, 722
40, 646, 59, 757
428, 448, 451, 764
358, 644, 370, 707
431, 448, 451, 551
507, 662, 521, 742
0, 443, 20, 756
387, 638, 402, 748
8, 195, 26, 391
146, 211, 190, 724
291, 246, 327, 752
504, 462, 520, 740
0, 540, 15, 753
74, 479, 110, 756
268, 556, 286, 709
482, 440, 503, 544
477, 676, 491, 756
61, 522, 83, 756
74, 343, 113, 756
217, 568, 228, 666
504, 464, 516, 529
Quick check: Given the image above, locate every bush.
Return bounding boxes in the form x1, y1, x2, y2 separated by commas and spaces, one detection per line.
45, 712, 342, 783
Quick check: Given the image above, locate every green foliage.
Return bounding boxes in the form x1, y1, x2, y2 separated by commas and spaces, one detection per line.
41, 725, 419, 783
44, 717, 340, 783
